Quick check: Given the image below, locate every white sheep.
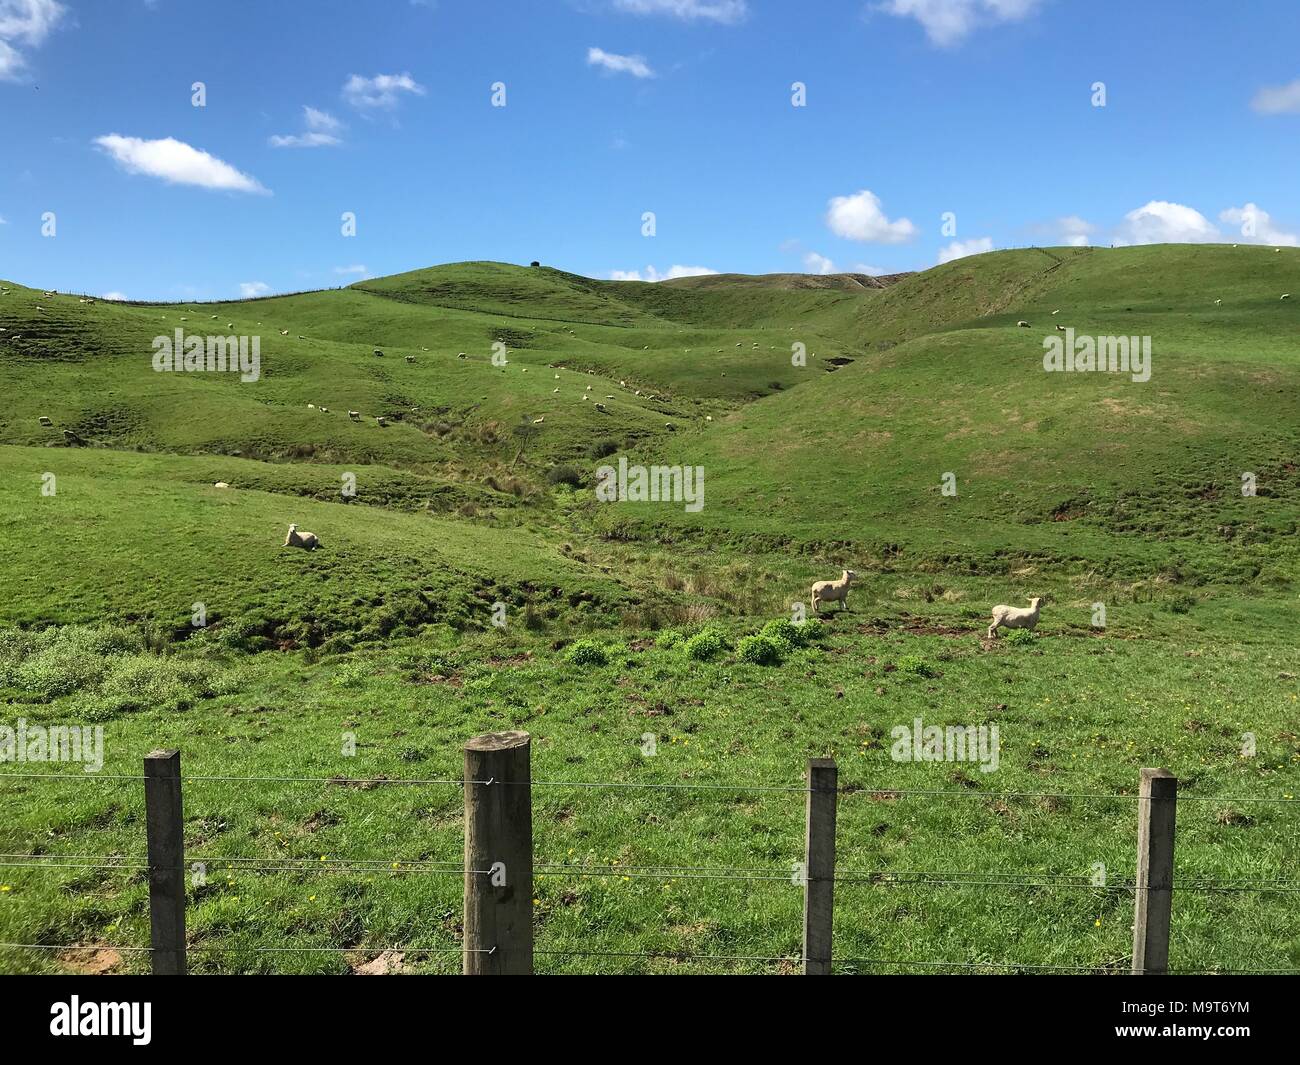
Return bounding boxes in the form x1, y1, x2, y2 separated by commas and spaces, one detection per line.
283, 523, 320, 550
405, 355, 415, 363
811, 569, 856, 613
348, 410, 360, 421
214, 481, 230, 489
1055, 324, 1066, 331
1017, 320, 1030, 328
376, 416, 388, 427
1282, 293, 1292, 300
986, 597, 1043, 639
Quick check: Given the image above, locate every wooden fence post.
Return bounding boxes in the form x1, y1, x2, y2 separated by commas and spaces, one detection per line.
463, 731, 533, 974
803, 757, 837, 974
1132, 767, 1177, 975
143, 749, 186, 975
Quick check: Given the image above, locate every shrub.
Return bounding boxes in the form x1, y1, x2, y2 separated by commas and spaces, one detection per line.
684, 626, 727, 661
1001, 629, 1038, 646
737, 634, 784, 666
566, 639, 609, 666
1165, 593, 1196, 615
546, 464, 583, 488
896, 654, 937, 677
587, 439, 618, 460
654, 629, 684, 649
331, 662, 370, 688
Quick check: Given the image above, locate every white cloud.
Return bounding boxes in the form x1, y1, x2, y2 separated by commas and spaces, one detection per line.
610, 264, 718, 282
93, 134, 270, 194
876, 0, 1042, 47
270, 106, 343, 148
825, 189, 917, 244
803, 251, 837, 274
938, 236, 994, 263
1058, 215, 1095, 246
852, 263, 888, 276
1116, 201, 1219, 245
101, 291, 127, 301
587, 47, 654, 78
0, 0, 67, 80
1250, 80, 1300, 115
611, 0, 747, 23
0, 215, 7, 224
239, 281, 271, 298
342, 72, 426, 110
333, 264, 369, 278
1218, 203, 1299, 247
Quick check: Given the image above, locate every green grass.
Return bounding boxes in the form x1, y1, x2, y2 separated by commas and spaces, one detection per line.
1, 246, 1297, 974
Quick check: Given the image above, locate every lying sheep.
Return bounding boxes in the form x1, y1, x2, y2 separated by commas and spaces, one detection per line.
1017, 320, 1030, 328
348, 410, 360, 421
811, 569, 856, 613
283, 523, 320, 550
987, 597, 1043, 639
405, 355, 415, 363
1055, 324, 1066, 331
214, 481, 230, 489
373, 348, 384, 358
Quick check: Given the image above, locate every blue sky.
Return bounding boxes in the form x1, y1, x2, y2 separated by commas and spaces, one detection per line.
2, 0, 1299, 300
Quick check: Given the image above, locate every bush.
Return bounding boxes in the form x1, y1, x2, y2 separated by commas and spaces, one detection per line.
546, 464, 583, 488
587, 439, 618, 460
684, 626, 727, 661
1001, 629, 1038, 646
760, 617, 825, 650
331, 662, 370, 688
566, 639, 609, 667
654, 629, 684, 649
896, 654, 937, 677
737, 634, 784, 666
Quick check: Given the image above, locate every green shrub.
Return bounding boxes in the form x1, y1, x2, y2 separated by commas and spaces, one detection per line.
566, 639, 609, 666
587, 439, 618, 460
546, 464, 584, 488
331, 662, 370, 688
737, 634, 784, 665
94, 655, 219, 713
1001, 629, 1038, 646
684, 626, 727, 661
896, 653, 937, 677
654, 629, 684, 649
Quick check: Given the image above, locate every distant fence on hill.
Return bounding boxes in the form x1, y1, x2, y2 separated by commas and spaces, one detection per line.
1, 733, 1296, 975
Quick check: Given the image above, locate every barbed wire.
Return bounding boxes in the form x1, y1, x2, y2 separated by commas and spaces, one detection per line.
2, 769, 1293, 805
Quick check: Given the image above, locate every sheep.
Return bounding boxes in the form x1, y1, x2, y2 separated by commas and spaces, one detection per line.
214, 481, 230, 489
594, 403, 607, 412
458, 353, 467, 359
348, 410, 360, 421
279, 329, 289, 335
373, 348, 384, 358
553, 388, 560, 393
1051, 309, 1060, 315
1055, 324, 1066, 331
283, 523, 320, 550
376, 416, 388, 427
1214, 299, 1222, 306
297, 334, 307, 340
532, 417, 544, 424
38, 416, 52, 427
1017, 320, 1030, 328
986, 597, 1043, 639
1283, 293, 1292, 300
811, 569, 856, 613
319, 406, 329, 413
405, 355, 415, 363
211, 315, 218, 320
62, 429, 85, 446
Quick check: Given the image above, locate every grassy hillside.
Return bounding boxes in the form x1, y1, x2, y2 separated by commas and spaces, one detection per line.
1, 247, 1297, 974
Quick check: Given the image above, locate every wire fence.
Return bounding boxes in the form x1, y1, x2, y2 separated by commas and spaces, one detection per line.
2, 755, 1297, 975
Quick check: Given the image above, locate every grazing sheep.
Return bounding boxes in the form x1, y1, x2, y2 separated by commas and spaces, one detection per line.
811, 569, 857, 613
405, 355, 415, 363
376, 416, 388, 427
1214, 299, 1222, 306
38, 416, 52, 427
1055, 324, 1066, 331
1283, 294, 1292, 300
283, 523, 320, 550
1051, 309, 1060, 315
986, 597, 1043, 639
458, 353, 467, 359
348, 410, 360, 421
62, 429, 85, 446
373, 348, 384, 358
1017, 320, 1030, 328
553, 388, 560, 393
279, 329, 289, 335
533, 417, 544, 424
594, 403, 607, 412
319, 406, 329, 413
211, 315, 218, 320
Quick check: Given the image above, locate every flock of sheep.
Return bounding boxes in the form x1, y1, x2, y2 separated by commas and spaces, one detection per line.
809, 568, 1042, 638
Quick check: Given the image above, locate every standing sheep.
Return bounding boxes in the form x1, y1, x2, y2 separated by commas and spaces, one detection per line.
811, 569, 856, 613
986, 597, 1043, 639
283, 524, 320, 550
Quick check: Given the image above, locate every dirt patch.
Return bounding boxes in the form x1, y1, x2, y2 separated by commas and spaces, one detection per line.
58, 946, 123, 974
351, 950, 407, 975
